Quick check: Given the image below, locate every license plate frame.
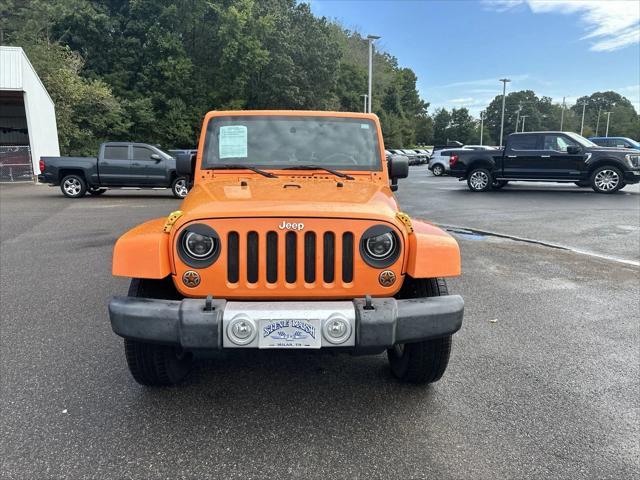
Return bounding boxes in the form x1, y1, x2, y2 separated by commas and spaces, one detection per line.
258, 318, 322, 349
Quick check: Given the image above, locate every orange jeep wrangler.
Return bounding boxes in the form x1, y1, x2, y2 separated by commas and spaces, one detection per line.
109, 111, 464, 386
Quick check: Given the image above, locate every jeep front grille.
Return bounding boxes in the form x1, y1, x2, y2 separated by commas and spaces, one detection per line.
226, 229, 355, 285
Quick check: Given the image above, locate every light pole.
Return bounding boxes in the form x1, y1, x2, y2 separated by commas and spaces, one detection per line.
605, 111, 612, 137
521, 115, 528, 132
367, 35, 381, 113
560, 96, 566, 131
595, 106, 602, 135
514, 104, 521, 134
479, 111, 484, 146
499, 78, 511, 147
580, 102, 587, 136
360, 94, 368, 113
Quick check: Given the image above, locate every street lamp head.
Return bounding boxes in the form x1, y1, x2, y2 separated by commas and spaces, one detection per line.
367, 35, 381, 40
499, 78, 511, 83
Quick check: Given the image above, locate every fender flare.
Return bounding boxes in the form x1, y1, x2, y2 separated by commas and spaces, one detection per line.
405, 219, 461, 279
112, 218, 172, 279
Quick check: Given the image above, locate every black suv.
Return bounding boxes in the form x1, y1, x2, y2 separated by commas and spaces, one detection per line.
449, 131, 640, 194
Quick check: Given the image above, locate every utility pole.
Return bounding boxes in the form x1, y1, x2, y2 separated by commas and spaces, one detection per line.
515, 105, 521, 134
605, 112, 612, 137
560, 97, 566, 131
521, 115, 528, 132
580, 102, 587, 136
366, 35, 381, 113
595, 106, 602, 136
499, 78, 511, 147
360, 94, 368, 113
479, 111, 484, 146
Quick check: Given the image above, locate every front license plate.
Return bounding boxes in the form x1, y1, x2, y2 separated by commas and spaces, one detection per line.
259, 318, 322, 349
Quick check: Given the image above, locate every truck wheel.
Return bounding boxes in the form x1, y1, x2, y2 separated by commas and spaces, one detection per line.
388, 278, 452, 385
492, 180, 508, 189
171, 177, 189, 199
467, 167, 492, 192
123, 278, 191, 386
432, 164, 444, 176
591, 166, 624, 194
89, 187, 107, 196
60, 175, 87, 198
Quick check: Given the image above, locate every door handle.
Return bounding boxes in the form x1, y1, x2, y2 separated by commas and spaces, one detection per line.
131, 162, 141, 166
541, 155, 551, 158
507, 155, 517, 158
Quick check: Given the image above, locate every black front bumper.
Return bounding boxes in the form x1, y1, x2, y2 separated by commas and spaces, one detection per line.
109, 295, 464, 353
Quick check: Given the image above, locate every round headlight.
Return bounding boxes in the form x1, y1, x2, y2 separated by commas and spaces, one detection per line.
365, 232, 395, 259
360, 225, 401, 268
184, 231, 215, 259
177, 224, 220, 268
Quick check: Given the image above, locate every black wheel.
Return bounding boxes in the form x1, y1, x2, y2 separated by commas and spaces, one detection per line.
432, 164, 445, 176
89, 187, 107, 196
123, 278, 191, 386
574, 181, 589, 188
590, 166, 624, 194
172, 177, 189, 199
467, 167, 492, 192
388, 278, 453, 385
492, 180, 508, 189
60, 174, 87, 198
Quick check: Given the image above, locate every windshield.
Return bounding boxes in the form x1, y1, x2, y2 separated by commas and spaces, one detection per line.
202, 116, 382, 171
565, 132, 598, 148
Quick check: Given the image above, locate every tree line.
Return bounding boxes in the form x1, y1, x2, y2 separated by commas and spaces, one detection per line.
427, 90, 639, 147
1, 0, 638, 154
1, 0, 426, 154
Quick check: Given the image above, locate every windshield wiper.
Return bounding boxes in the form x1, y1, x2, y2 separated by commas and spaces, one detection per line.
282, 165, 354, 180
205, 164, 278, 178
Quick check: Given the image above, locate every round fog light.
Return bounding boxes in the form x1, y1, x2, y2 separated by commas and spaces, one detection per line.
227, 317, 256, 345
323, 316, 352, 345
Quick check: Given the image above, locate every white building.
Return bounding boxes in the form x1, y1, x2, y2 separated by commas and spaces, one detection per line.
0, 46, 60, 178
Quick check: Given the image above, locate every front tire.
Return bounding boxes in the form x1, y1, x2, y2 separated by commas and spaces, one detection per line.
123, 278, 192, 386
172, 177, 189, 199
467, 167, 492, 192
432, 164, 445, 176
60, 174, 87, 198
388, 278, 453, 385
591, 166, 624, 194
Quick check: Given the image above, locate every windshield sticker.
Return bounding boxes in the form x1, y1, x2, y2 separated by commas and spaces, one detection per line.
219, 126, 248, 158
360, 124, 370, 129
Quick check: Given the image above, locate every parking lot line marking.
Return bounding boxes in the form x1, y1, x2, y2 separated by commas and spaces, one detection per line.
438, 223, 640, 267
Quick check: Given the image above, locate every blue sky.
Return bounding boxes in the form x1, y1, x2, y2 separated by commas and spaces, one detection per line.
309, 0, 640, 116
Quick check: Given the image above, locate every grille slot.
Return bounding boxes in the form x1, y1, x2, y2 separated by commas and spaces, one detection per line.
266, 231, 278, 283
247, 231, 259, 283
304, 232, 316, 283
227, 232, 239, 283
323, 232, 335, 283
342, 232, 354, 283
285, 232, 297, 283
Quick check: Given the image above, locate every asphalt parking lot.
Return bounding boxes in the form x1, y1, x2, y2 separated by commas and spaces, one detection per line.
1, 171, 639, 479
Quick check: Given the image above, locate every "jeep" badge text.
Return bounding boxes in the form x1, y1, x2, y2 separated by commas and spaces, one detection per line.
278, 221, 304, 231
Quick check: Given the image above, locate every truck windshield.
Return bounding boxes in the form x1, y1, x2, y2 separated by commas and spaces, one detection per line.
202, 116, 382, 171
565, 132, 598, 148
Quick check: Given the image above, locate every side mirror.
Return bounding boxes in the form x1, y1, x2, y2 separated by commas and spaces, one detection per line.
150, 153, 162, 161
388, 154, 409, 192
566, 145, 581, 155
176, 153, 196, 184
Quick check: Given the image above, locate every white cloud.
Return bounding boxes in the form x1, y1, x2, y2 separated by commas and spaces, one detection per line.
484, 0, 640, 51
449, 97, 476, 104
430, 74, 530, 90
